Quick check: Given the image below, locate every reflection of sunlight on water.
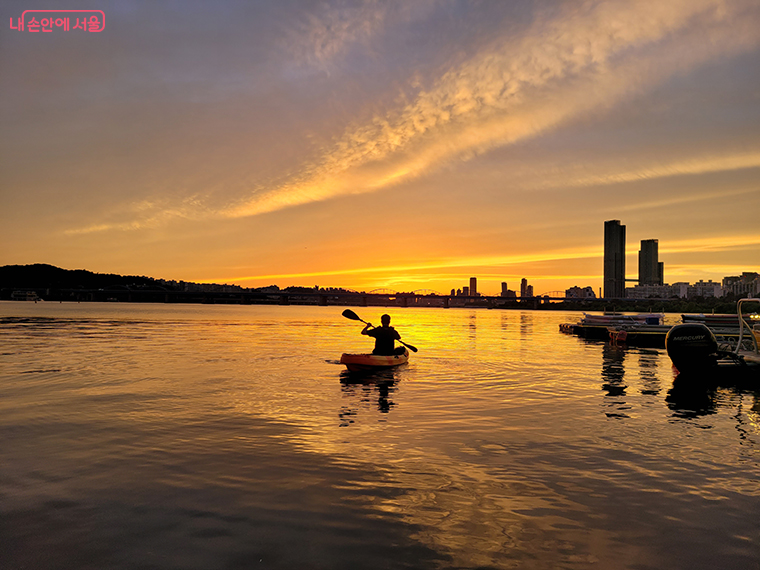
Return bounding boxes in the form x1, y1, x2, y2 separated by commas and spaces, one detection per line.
3, 303, 760, 569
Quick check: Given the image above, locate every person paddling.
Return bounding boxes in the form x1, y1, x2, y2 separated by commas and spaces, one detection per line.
361, 314, 405, 356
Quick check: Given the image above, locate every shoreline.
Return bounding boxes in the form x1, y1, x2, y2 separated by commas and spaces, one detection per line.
0, 294, 748, 315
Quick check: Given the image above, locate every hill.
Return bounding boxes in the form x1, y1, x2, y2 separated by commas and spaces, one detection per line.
0, 264, 160, 290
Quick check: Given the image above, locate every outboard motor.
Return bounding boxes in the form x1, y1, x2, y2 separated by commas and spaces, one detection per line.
666, 323, 718, 374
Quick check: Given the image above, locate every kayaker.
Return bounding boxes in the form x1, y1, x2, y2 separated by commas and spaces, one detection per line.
361, 314, 404, 356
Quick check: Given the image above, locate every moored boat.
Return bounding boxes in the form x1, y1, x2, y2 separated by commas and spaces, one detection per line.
609, 323, 759, 349
560, 312, 663, 340
580, 312, 662, 325
666, 298, 760, 382
681, 313, 757, 328
11, 290, 41, 301
339, 349, 409, 372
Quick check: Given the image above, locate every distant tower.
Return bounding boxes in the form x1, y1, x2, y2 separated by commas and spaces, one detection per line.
638, 239, 663, 286
463, 286, 469, 296
501, 282, 508, 296
469, 277, 478, 297
604, 220, 626, 298
520, 278, 528, 298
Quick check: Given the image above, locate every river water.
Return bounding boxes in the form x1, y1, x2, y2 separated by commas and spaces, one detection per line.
1, 302, 758, 569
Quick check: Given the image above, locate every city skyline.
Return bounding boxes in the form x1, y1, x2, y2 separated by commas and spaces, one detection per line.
2, 1, 759, 294
3, 260, 757, 301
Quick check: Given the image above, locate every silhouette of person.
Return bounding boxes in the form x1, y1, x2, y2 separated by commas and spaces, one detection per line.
362, 314, 404, 355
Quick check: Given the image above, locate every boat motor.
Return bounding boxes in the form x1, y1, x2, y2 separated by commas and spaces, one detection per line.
665, 323, 719, 374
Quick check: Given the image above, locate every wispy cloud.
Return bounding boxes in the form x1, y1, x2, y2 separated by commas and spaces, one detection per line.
219, 245, 603, 283
285, 0, 390, 69
218, 232, 760, 284
228, 0, 760, 218
615, 186, 758, 213
665, 264, 759, 278
62, 0, 760, 235
283, 0, 441, 71
561, 151, 760, 191
63, 196, 209, 235
660, 234, 760, 254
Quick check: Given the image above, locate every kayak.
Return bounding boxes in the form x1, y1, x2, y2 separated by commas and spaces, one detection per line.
339, 349, 409, 372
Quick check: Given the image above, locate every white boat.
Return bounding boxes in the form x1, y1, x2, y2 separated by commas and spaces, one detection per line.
11, 290, 41, 301
580, 312, 662, 325
561, 312, 663, 340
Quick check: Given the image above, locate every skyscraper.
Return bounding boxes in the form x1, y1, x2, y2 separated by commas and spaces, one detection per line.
638, 239, 663, 285
469, 277, 478, 297
604, 220, 626, 298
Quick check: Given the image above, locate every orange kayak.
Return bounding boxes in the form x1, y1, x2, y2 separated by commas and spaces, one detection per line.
339, 349, 409, 372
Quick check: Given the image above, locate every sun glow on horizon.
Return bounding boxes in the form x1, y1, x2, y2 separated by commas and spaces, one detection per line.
199, 231, 760, 293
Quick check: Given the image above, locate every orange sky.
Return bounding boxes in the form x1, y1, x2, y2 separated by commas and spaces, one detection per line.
1, 0, 759, 295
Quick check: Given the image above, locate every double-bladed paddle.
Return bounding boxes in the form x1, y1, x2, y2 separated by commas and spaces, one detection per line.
341, 309, 418, 352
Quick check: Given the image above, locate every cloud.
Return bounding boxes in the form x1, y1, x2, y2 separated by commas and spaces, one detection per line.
661, 234, 760, 254
285, 0, 390, 68
220, 244, 603, 283
560, 151, 760, 191
282, 0, 442, 71
665, 264, 758, 278
63, 196, 210, 235
227, 0, 760, 218
216, 232, 760, 285
61, 0, 760, 234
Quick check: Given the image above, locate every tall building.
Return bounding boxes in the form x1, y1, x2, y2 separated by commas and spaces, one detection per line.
604, 220, 626, 298
501, 282, 516, 298
469, 277, 478, 297
520, 278, 528, 298
638, 239, 663, 285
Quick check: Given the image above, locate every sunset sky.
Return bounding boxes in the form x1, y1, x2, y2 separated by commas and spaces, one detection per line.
2, 0, 759, 295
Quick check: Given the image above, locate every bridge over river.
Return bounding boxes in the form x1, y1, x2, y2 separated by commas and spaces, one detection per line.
9, 287, 584, 309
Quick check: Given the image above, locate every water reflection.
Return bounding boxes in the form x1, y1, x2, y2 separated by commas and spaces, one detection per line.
338, 369, 399, 426
742, 393, 760, 447
665, 379, 718, 418
601, 344, 629, 418
665, 369, 760, 420
4, 304, 760, 570
467, 311, 477, 343
499, 312, 510, 342
638, 349, 661, 396
519, 312, 533, 337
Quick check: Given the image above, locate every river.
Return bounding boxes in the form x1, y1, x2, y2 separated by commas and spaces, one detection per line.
1, 302, 758, 569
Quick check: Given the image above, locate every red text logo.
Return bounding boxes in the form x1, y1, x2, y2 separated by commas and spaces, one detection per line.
9, 10, 105, 33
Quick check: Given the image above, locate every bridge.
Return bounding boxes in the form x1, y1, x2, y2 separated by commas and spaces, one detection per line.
540, 291, 566, 298
14, 287, 593, 309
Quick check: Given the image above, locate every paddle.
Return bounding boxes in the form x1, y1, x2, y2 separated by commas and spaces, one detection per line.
341, 309, 418, 352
